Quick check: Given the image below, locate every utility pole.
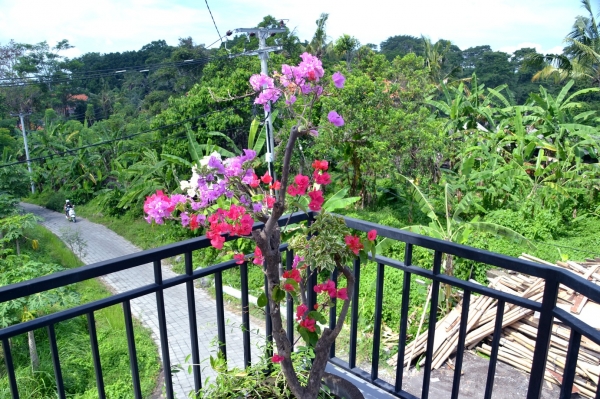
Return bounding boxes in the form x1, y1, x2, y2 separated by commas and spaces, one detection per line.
231, 25, 286, 181
11, 112, 35, 194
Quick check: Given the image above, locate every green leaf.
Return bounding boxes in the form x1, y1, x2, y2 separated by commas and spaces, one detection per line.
257, 292, 268, 307
322, 188, 360, 212
307, 310, 327, 324
272, 285, 286, 302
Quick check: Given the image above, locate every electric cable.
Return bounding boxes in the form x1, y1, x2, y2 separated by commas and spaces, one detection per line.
0, 106, 244, 169
204, 0, 223, 46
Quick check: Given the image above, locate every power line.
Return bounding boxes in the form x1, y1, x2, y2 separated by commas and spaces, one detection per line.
0, 106, 242, 169
0, 55, 219, 88
204, 0, 223, 46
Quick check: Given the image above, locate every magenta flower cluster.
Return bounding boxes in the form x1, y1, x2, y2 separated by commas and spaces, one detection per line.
249, 52, 346, 130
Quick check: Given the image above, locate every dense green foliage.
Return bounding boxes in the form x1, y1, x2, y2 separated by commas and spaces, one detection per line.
0, 201, 159, 398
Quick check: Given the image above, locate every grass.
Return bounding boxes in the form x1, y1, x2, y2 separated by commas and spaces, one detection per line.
0, 224, 160, 398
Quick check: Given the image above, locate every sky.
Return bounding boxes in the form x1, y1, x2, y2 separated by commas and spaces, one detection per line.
0, 0, 586, 59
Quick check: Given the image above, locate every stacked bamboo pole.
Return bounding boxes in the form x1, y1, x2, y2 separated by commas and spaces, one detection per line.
387, 254, 600, 398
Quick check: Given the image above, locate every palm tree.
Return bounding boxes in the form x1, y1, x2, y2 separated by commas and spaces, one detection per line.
303, 13, 333, 59
530, 0, 600, 85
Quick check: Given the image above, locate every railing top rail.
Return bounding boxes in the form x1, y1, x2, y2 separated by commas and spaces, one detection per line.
343, 215, 600, 303
0, 211, 309, 304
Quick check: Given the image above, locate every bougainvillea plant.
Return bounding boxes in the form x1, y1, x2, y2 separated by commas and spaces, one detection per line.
144, 53, 376, 399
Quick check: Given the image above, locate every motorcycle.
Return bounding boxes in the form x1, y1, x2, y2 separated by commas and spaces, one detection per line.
66, 207, 76, 223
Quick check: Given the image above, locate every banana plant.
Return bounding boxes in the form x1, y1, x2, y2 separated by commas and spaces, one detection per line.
399, 176, 533, 311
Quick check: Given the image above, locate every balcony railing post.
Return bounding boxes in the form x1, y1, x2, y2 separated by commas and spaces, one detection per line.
559, 329, 581, 399
47, 324, 66, 399
286, 249, 294, 352
184, 251, 202, 396
240, 260, 252, 368
348, 257, 361, 369
87, 312, 106, 399
154, 260, 174, 399
371, 262, 385, 381
2, 338, 19, 399
395, 243, 413, 392
123, 300, 142, 399
527, 276, 559, 399
484, 300, 505, 399
215, 271, 227, 361
450, 289, 471, 399
421, 250, 443, 399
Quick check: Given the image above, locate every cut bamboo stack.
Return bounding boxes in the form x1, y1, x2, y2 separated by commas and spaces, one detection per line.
387, 254, 600, 398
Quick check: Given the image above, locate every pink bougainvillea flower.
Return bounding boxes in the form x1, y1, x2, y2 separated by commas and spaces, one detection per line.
337, 288, 349, 300
314, 304, 319, 310
272, 354, 285, 363
261, 172, 273, 184
284, 283, 295, 292
265, 195, 276, 209
270, 180, 281, 190
296, 304, 308, 320
308, 190, 324, 211
327, 111, 345, 127
367, 229, 377, 241
345, 235, 364, 255
283, 269, 302, 284
294, 175, 310, 194
314, 280, 337, 298
332, 71, 345, 88
287, 184, 299, 196
249, 73, 274, 91
233, 253, 245, 264
314, 170, 331, 185
253, 246, 264, 265
312, 160, 329, 171
143, 190, 175, 224
300, 317, 316, 332
292, 255, 304, 269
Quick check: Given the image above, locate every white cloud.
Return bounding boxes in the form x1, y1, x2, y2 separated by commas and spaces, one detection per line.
0, 0, 585, 58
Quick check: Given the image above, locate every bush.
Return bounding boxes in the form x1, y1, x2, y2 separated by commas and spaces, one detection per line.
45, 192, 66, 212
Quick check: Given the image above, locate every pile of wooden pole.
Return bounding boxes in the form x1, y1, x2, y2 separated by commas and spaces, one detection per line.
387, 254, 600, 398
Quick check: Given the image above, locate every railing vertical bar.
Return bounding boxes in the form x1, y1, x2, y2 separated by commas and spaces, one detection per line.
47, 324, 66, 399
123, 300, 142, 399
596, 373, 600, 399
240, 260, 252, 368
450, 289, 471, 399
214, 271, 227, 361
286, 249, 294, 352
421, 250, 442, 399
154, 260, 174, 399
2, 338, 19, 399
184, 252, 202, 395
349, 257, 361, 369
329, 268, 338, 359
395, 243, 413, 392
559, 329, 581, 399
484, 299, 505, 399
371, 262, 385, 381
264, 271, 273, 358
307, 266, 318, 316
527, 277, 559, 399
87, 312, 106, 399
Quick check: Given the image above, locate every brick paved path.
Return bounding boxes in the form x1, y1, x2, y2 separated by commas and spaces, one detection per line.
20, 203, 265, 398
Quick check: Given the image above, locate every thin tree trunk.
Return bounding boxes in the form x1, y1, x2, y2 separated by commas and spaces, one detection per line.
28, 331, 39, 371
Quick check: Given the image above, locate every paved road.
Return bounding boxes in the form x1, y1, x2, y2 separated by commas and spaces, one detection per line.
20, 203, 264, 399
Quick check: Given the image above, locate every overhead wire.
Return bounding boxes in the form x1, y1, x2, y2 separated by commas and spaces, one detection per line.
0, 106, 243, 169
204, 0, 223, 46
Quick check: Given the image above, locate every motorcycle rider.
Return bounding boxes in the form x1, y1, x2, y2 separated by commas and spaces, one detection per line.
64, 200, 74, 219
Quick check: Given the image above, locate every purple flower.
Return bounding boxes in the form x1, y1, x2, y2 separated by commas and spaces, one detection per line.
240, 149, 256, 163
327, 111, 345, 127
208, 156, 226, 174
170, 194, 187, 205
332, 71, 345, 89
286, 95, 297, 105
240, 195, 250, 205
314, 86, 323, 97
253, 202, 263, 213
309, 129, 319, 137
242, 168, 255, 184
300, 84, 312, 95
249, 73, 274, 91
180, 212, 190, 227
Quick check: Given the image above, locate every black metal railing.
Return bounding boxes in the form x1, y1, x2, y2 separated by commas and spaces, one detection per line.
1, 212, 599, 399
